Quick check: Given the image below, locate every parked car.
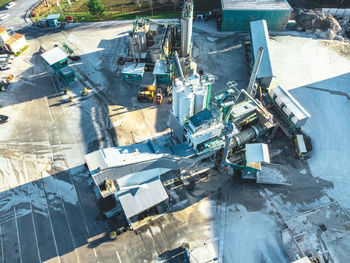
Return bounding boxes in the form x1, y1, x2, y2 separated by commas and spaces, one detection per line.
0, 13, 9, 21
5, 2, 16, 9
0, 63, 10, 71
0, 115, 8, 124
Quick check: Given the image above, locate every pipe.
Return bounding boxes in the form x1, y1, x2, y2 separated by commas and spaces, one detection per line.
174, 51, 185, 80
246, 46, 264, 97
129, 35, 136, 63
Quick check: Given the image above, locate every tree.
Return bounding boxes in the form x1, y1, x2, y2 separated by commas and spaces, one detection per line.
134, 0, 144, 12
148, 0, 153, 16
87, 0, 105, 19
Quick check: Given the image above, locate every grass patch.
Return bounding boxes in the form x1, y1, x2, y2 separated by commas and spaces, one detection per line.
0, 0, 12, 8
14, 45, 30, 57
30, 0, 219, 23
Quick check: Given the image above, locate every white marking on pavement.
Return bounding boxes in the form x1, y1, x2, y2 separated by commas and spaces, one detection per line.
40, 179, 61, 263
14, 207, 23, 263
59, 196, 80, 263
116, 251, 122, 263
93, 248, 97, 257
62, 154, 92, 238
0, 226, 4, 263
218, 202, 226, 263
30, 203, 42, 263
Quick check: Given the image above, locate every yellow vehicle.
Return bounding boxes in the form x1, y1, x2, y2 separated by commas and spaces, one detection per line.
137, 90, 153, 103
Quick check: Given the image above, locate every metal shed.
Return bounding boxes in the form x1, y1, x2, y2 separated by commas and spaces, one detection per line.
250, 20, 274, 87
220, 0, 292, 32
117, 178, 168, 220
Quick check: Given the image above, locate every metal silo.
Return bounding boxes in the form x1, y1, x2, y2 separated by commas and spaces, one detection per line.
179, 89, 194, 123
181, 0, 193, 57
172, 79, 184, 119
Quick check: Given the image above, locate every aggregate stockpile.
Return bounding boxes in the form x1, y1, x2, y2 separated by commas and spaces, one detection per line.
294, 9, 348, 41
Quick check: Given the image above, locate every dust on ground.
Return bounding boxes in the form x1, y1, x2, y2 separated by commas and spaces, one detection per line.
320, 40, 350, 59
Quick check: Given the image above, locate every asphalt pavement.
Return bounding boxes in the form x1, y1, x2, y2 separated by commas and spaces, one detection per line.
0, 0, 38, 30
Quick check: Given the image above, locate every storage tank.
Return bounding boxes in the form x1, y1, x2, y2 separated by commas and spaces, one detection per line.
172, 79, 184, 118
180, 1, 193, 57
179, 88, 194, 123
193, 88, 205, 114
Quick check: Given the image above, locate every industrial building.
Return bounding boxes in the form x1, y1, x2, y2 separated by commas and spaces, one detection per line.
85, 1, 311, 235
220, 0, 292, 31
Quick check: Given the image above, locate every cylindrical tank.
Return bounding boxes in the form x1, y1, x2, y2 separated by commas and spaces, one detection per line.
172, 79, 184, 118
231, 124, 264, 148
181, 10, 193, 57
150, 47, 160, 63
193, 88, 205, 114
179, 90, 194, 123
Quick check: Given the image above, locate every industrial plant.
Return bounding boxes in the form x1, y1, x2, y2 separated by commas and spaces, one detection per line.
1, 0, 350, 262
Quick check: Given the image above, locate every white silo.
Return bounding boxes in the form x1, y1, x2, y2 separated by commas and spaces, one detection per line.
172, 79, 184, 119
179, 86, 194, 123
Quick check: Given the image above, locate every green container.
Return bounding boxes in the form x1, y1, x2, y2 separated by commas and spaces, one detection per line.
221, 9, 291, 32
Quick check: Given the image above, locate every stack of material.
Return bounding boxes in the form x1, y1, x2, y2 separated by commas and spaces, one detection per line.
294, 9, 342, 40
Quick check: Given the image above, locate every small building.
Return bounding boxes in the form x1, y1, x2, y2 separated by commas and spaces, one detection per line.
250, 20, 274, 87
0, 27, 29, 54
46, 14, 60, 27
41, 47, 76, 83
220, 0, 292, 32
5, 33, 29, 54
153, 59, 171, 84
121, 62, 145, 81
41, 47, 69, 70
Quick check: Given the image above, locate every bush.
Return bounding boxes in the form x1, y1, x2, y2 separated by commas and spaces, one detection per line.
31, 11, 38, 17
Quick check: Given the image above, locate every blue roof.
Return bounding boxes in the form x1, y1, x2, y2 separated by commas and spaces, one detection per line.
188, 108, 213, 128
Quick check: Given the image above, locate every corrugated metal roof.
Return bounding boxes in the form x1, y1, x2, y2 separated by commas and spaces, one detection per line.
117, 178, 168, 219
221, 0, 291, 10
250, 20, 274, 80
245, 143, 270, 163
41, 47, 68, 65
121, 62, 145, 75
269, 85, 311, 126
11, 33, 24, 40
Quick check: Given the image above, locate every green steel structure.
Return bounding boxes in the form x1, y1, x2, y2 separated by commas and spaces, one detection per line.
220, 0, 292, 32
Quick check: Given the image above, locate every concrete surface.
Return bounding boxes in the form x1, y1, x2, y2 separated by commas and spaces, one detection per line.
0, 18, 350, 263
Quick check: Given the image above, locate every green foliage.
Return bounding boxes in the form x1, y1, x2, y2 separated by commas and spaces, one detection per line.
87, 0, 105, 18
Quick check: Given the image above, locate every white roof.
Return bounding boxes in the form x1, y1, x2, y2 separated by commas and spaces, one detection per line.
221, 0, 292, 10
292, 257, 312, 263
245, 143, 270, 163
117, 178, 168, 219
41, 47, 68, 65
296, 134, 307, 153
84, 147, 164, 174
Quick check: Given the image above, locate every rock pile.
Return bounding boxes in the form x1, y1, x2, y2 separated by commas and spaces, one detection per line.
337, 16, 350, 38
294, 9, 346, 41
